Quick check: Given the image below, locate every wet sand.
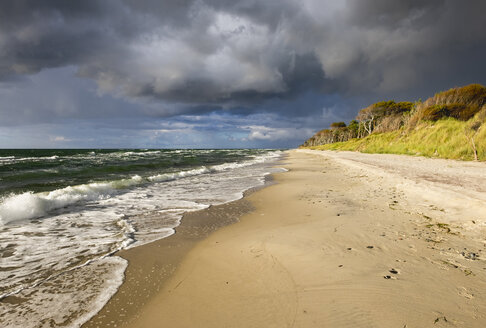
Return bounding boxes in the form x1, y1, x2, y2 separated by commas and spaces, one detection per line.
87, 150, 486, 327
84, 193, 258, 328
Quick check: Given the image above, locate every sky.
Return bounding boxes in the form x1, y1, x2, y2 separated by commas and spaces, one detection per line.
0, 0, 486, 148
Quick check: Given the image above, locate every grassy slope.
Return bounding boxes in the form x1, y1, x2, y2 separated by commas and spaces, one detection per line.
309, 118, 486, 161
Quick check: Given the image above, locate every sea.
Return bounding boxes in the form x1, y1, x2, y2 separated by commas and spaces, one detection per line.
0, 149, 285, 327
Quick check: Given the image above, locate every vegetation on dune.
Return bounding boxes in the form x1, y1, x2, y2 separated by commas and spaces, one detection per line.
301, 84, 486, 161
356, 100, 414, 135
409, 84, 486, 128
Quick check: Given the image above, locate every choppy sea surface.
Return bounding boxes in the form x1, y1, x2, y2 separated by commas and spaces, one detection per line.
0, 149, 284, 327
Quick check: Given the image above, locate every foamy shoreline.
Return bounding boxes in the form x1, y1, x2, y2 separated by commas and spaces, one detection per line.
0, 150, 284, 328
110, 149, 486, 327
81, 160, 285, 328
83, 185, 266, 327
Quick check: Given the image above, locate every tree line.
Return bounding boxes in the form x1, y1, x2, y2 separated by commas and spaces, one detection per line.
302, 84, 486, 156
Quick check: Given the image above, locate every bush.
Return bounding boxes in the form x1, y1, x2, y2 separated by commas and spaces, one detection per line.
433, 84, 486, 108
356, 101, 414, 135
410, 84, 486, 126
347, 120, 359, 136
421, 103, 480, 121
330, 122, 346, 128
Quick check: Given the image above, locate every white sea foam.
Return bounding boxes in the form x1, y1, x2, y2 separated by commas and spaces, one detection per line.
122, 150, 161, 156
0, 256, 128, 328
0, 167, 217, 224
0, 155, 61, 165
0, 176, 143, 224
147, 166, 210, 182
0, 151, 283, 224
211, 151, 281, 171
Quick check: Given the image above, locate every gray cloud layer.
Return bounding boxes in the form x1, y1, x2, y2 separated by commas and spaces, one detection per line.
1, 0, 486, 121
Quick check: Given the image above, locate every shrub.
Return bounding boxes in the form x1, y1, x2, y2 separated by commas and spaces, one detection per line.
410, 84, 486, 126
330, 122, 346, 128
347, 120, 359, 136
433, 84, 486, 108
356, 101, 414, 135
421, 103, 479, 121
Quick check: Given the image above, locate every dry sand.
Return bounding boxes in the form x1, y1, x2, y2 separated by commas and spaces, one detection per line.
90, 150, 486, 328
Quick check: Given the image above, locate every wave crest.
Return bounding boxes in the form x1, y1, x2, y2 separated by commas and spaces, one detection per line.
0, 176, 143, 224
0, 151, 282, 224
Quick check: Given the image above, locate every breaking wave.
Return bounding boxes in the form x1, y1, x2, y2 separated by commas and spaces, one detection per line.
0, 151, 282, 224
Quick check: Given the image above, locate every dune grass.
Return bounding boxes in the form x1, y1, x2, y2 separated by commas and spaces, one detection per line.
303, 84, 486, 161
310, 118, 486, 161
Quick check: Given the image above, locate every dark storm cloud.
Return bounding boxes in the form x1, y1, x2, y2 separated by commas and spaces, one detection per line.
1, 0, 486, 119
0, 1, 114, 75
344, 0, 444, 28
338, 0, 486, 96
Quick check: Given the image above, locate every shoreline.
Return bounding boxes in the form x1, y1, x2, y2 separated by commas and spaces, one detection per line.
0, 149, 286, 328
83, 162, 283, 328
120, 149, 486, 327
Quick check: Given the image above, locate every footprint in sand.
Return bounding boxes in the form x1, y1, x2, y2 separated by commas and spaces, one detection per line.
458, 287, 474, 299
250, 247, 264, 257
384, 268, 400, 279
461, 251, 479, 260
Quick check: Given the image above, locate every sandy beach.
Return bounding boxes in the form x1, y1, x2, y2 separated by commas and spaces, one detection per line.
87, 149, 486, 328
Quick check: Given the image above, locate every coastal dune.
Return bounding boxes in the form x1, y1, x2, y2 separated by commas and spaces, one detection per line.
120, 150, 486, 327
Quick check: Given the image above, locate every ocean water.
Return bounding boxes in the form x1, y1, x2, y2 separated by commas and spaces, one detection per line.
0, 149, 284, 327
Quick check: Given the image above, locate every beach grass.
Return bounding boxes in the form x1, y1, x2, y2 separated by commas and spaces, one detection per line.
303, 84, 486, 161
309, 117, 486, 161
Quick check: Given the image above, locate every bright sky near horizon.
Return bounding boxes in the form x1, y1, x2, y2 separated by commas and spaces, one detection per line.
1, 0, 486, 148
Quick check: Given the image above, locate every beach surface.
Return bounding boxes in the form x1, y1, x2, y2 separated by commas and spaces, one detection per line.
90, 149, 486, 328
